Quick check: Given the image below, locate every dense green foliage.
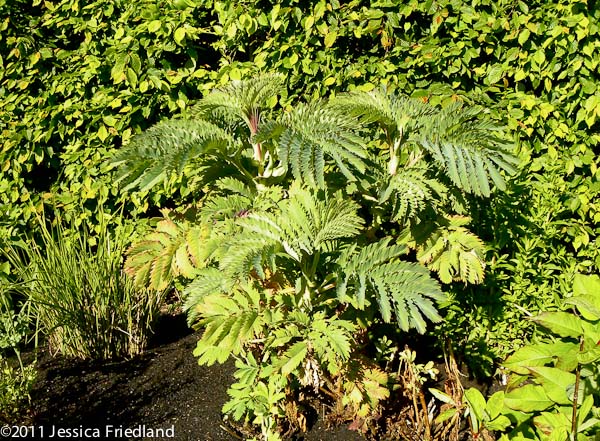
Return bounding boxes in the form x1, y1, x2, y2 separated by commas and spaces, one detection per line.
2, 0, 598, 365
0, 0, 217, 236
115, 75, 513, 438
1, 0, 598, 437
459, 275, 600, 440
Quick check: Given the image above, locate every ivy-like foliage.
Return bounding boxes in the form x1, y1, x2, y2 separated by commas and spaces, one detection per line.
0, 0, 218, 236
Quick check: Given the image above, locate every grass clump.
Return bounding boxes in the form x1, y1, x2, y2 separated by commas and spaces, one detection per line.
4, 218, 165, 360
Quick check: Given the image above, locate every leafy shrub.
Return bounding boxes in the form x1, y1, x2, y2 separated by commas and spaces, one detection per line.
496, 274, 600, 440
3, 217, 165, 359
114, 75, 515, 438
435, 274, 600, 440
0, 357, 36, 424
0, 285, 36, 424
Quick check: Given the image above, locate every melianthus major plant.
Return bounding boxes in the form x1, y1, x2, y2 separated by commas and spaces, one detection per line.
111, 75, 516, 439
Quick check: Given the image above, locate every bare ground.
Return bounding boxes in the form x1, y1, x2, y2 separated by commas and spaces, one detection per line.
16, 314, 364, 441
12, 313, 490, 440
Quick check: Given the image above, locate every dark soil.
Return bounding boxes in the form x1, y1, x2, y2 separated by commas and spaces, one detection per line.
15, 314, 365, 441
10, 313, 494, 440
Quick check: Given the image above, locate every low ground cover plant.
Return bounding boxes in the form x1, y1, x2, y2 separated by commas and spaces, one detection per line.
0, 289, 36, 423
0, 357, 36, 424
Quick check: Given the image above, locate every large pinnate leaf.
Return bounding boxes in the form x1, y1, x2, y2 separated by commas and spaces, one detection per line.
192, 284, 265, 365
336, 238, 446, 334
111, 119, 231, 192
418, 104, 518, 197
257, 103, 368, 185
224, 185, 364, 277
331, 89, 517, 196
125, 217, 213, 291
415, 216, 486, 284
190, 73, 285, 129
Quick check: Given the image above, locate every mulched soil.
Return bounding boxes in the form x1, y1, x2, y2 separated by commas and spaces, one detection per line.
15, 314, 365, 441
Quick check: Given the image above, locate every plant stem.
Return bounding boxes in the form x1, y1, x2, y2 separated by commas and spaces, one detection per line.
388, 134, 403, 175
15, 349, 24, 373
571, 335, 584, 437
231, 156, 256, 185
419, 389, 431, 440
248, 108, 263, 165
309, 251, 320, 280
388, 143, 399, 175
